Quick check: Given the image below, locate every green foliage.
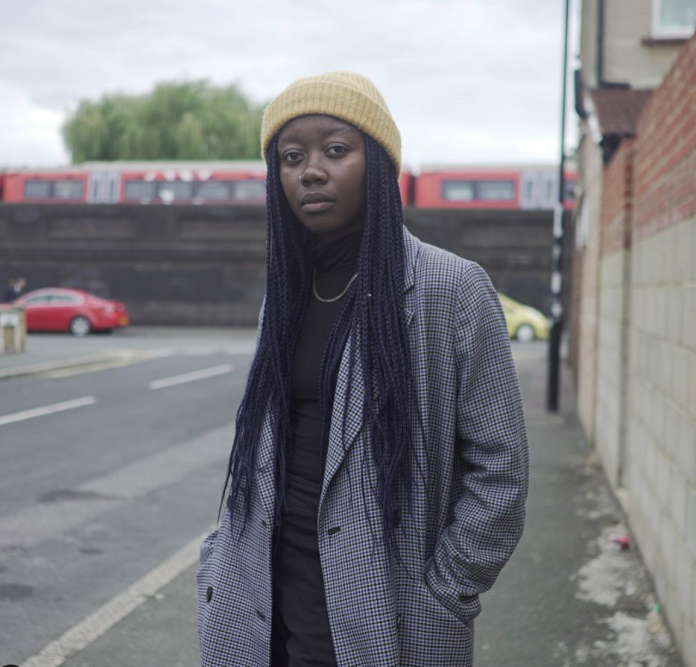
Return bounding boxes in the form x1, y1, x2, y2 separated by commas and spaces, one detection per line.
62, 80, 265, 163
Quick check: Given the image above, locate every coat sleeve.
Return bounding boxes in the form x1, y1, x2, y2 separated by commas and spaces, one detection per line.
425, 261, 529, 616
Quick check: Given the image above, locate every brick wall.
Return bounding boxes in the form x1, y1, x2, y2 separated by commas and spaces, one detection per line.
601, 139, 634, 256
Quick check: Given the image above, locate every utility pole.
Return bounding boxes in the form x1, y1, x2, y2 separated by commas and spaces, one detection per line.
547, 0, 571, 412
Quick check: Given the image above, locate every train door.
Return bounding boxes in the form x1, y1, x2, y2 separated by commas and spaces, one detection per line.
88, 171, 121, 203
520, 170, 540, 209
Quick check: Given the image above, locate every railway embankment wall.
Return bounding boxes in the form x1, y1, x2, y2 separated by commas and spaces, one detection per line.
0, 203, 573, 326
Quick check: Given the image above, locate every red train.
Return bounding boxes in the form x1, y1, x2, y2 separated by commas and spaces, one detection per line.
0, 161, 575, 210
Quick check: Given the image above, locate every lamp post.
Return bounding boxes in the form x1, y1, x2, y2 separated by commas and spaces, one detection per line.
547, 0, 571, 412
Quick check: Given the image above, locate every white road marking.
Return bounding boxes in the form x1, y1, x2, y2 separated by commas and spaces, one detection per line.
20, 527, 215, 667
149, 363, 233, 390
0, 397, 96, 427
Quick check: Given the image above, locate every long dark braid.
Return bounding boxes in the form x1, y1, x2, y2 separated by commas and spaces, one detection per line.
219, 132, 416, 555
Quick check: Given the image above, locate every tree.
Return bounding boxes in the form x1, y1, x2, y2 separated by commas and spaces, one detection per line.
62, 80, 265, 163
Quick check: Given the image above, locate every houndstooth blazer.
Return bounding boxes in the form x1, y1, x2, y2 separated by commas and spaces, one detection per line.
197, 226, 529, 667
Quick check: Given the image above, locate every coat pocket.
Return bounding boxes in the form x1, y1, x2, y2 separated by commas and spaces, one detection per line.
421, 559, 481, 626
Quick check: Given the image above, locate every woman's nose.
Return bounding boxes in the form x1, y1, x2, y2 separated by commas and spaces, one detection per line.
299, 159, 328, 185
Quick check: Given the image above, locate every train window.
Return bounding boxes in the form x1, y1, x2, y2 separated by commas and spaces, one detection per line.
442, 181, 475, 201
478, 181, 515, 201
24, 181, 52, 199
54, 181, 84, 199
125, 181, 157, 200
564, 180, 577, 200
195, 181, 232, 200
230, 180, 266, 200
158, 181, 194, 201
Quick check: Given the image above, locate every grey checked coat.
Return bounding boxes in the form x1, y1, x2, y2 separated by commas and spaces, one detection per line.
197, 226, 529, 666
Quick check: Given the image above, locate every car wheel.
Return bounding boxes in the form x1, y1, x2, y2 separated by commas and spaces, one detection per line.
70, 316, 92, 337
515, 324, 535, 343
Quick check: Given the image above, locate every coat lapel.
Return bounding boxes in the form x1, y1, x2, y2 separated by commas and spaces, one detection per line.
319, 226, 420, 510
255, 405, 277, 521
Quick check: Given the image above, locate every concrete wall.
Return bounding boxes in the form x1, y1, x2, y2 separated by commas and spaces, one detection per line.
576, 34, 696, 666
624, 34, 696, 664
595, 139, 634, 487
574, 128, 604, 441
581, 0, 688, 89
0, 203, 573, 326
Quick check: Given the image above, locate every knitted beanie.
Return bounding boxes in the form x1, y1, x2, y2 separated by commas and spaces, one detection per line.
260, 71, 401, 174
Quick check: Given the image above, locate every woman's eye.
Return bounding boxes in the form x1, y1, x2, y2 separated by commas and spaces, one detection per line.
284, 151, 302, 162
327, 145, 347, 156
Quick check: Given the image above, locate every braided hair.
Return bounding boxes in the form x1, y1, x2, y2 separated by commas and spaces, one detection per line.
219, 131, 416, 555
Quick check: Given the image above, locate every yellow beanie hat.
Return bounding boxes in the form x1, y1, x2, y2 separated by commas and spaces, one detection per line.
260, 71, 401, 174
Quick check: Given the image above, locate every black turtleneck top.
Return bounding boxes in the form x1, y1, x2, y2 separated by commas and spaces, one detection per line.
271, 229, 362, 667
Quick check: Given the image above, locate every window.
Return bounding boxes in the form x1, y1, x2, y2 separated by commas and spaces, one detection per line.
195, 181, 232, 200
25, 295, 51, 304
24, 180, 83, 200
478, 181, 514, 201
49, 294, 81, 304
158, 181, 193, 201
124, 181, 157, 200
442, 180, 514, 202
24, 181, 52, 199
442, 181, 475, 202
230, 180, 266, 200
54, 181, 84, 200
653, 0, 696, 37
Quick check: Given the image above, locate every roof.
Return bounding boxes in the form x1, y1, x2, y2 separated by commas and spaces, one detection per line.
586, 88, 653, 138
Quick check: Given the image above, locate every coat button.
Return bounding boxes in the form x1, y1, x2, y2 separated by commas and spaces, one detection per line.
261, 519, 267, 528
206, 586, 213, 602
327, 526, 341, 536
255, 609, 266, 621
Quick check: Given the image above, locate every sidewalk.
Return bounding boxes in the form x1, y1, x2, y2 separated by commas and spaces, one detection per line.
32, 344, 683, 666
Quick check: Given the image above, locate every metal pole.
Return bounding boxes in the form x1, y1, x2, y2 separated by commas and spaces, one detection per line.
547, 0, 571, 412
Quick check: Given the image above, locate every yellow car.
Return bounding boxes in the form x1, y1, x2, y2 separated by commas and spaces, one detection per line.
497, 293, 550, 342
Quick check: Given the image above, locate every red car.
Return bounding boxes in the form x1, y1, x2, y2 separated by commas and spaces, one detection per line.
15, 288, 130, 336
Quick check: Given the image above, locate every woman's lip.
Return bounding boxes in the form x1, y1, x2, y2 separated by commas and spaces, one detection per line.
301, 201, 334, 213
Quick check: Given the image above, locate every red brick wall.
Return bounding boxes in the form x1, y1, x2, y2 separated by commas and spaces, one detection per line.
601, 139, 635, 255
633, 33, 696, 241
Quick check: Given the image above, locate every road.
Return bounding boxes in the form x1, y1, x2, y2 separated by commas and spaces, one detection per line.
0, 330, 255, 665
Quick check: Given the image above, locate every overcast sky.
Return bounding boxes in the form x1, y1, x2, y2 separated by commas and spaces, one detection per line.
0, 0, 580, 169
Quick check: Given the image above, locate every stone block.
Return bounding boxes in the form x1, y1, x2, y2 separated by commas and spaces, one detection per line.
654, 446, 672, 509
669, 463, 688, 536
664, 401, 680, 462
676, 220, 694, 284
677, 411, 696, 486
691, 351, 696, 421
674, 345, 692, 411
683, 285, 696, 352
668, 288, 684, 345
687, 483, 696, 560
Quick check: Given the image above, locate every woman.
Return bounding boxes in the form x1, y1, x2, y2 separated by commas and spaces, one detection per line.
197, 72, 529, 667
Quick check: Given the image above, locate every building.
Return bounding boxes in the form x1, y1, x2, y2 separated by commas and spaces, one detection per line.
571, 1, 696, 664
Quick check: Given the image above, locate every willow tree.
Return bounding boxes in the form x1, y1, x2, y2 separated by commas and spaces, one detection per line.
62, 81, 265, 163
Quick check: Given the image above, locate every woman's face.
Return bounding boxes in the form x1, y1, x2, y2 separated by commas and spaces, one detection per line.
277, 114, 366, 244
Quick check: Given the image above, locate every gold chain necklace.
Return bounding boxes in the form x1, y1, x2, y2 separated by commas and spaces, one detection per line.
313, 267, 358, 303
